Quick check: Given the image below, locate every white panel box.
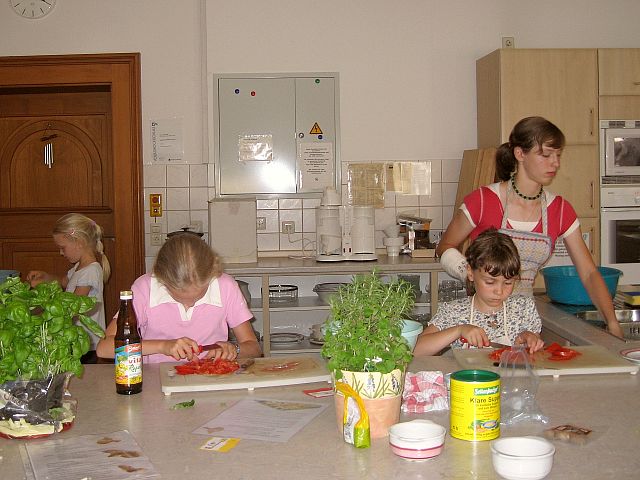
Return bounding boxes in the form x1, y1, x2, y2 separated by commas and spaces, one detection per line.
213, 72, 340, 197
208, 198, 257, 263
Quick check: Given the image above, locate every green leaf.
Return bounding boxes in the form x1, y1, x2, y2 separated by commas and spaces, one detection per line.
171, 399, 196, 410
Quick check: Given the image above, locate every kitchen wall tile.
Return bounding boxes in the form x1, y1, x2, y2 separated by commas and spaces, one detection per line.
167, 210, 190, 233
190, 209, 209, 233
419, 183, 443, 207
302, 208, 316, 232
442, 182, 458, 206
166, 188, 190, 210
279, 209, 302, 232
442, 205, 455, 228
143, 187, 166, 210
396, 206, 420, 219
375, 207, 397, 234
189, 164, 208, 187
420, 206, 443, 231
257, 233, 279, 251
207, 187, 216, 200
257, 209, 279, 233
279, 232, 304, 250
143, 164, 166, 187
383, 191, 396, 207
303, 197, 321, 208
279, 198, 302, 209
430, 159, 442, 183
442, 158, 462, 183
257, 199, 278, 209
166, 164, 190, 187
189, 187, 209, 210
395, 193, 419, 207
144, 256, 154, 273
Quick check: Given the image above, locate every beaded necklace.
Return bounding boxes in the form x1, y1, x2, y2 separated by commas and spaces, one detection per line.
510, 174, 543, 201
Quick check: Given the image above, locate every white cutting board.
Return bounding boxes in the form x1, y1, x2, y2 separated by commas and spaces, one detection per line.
453, 345, 639, 377
160, 355, 331, 395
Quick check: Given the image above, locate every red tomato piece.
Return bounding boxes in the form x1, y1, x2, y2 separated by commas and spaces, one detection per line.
174, 358, 239, 375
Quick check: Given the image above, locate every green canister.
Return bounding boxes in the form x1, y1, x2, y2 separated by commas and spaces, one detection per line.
449, 369, 500, 441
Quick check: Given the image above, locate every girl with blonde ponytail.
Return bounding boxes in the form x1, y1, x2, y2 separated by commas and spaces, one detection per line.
27, 213, 111, 358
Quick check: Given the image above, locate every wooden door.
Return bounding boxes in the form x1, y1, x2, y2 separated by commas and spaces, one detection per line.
0, 53, 144, 321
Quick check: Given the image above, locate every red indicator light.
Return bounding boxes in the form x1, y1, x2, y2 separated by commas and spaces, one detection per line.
251, 91, 256, 96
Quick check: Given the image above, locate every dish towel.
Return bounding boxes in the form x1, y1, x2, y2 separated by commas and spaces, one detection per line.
401, 371, 449, 413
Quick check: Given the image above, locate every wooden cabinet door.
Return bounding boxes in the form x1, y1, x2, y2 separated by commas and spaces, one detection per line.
499, 49, 598, 145
598, 49, 640, 95
550, 144, 599, 218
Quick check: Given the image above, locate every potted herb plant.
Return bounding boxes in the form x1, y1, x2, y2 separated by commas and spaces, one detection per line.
0, 276, 104, 438
321, 270, 415, 438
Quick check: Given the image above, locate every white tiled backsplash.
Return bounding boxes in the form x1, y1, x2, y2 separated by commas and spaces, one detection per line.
142, 159, 462, 271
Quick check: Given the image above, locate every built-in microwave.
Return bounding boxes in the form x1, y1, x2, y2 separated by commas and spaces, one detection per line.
600, 120, 640, 180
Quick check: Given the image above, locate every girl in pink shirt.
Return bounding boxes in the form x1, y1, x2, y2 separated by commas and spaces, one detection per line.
98, 234, 261, 363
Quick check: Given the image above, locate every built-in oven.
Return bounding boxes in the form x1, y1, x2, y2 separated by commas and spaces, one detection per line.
600, 120, 640, 284
600, 186, 640, 283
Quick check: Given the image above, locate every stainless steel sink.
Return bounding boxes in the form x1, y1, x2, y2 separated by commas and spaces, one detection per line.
575, 310, 640, 340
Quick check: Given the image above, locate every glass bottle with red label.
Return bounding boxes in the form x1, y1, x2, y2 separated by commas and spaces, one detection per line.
115, 290, 142, 395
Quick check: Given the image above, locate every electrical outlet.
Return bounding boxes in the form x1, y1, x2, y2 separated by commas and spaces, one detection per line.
502, 36, 515, 48
150, 233, 163, 246
282, 221, 295, 234
257, 217, 267, 231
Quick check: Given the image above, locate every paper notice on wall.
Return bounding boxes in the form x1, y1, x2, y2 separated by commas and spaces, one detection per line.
346, 163, 386, 207
388, 162, 432, 195
298, 142, 334, 192
150, 117, 184, 164
545, 231, 591, 267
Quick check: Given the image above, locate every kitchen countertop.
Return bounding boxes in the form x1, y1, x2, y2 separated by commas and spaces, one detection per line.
535, 296, 640, 351
2, 356, 639, 479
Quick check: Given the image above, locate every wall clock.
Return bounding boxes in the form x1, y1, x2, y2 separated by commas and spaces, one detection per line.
9, 0, 56, 19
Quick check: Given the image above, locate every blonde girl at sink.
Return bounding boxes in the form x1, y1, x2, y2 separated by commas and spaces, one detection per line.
26, 213, 111, 359
97, 233, 261, 363
437, 116, 622, 338
414, 228, 544, 356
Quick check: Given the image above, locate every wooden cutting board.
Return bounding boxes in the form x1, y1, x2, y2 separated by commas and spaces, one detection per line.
453, 345, 639, 377
160, 355, 331, 395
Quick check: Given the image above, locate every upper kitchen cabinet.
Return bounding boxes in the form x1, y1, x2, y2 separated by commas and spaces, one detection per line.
598, 49, 640, 119
477, 49, 598, 148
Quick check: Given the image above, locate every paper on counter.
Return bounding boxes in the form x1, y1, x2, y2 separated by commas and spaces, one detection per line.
192, 397, 328, 443
25, 430, 159, 480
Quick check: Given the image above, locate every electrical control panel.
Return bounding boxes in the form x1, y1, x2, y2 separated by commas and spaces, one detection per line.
213, 72, 340, 197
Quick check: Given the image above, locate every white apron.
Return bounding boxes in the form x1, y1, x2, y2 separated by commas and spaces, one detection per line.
460, 295, 511, 348
499, 185, 553, 297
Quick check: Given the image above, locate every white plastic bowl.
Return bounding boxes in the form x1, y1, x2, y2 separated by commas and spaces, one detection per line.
401, 320, 424, 351
491, 436, 555, 480
388, 419, 446, 461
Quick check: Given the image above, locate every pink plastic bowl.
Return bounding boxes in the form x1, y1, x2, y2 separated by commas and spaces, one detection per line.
388, 420, 446, 461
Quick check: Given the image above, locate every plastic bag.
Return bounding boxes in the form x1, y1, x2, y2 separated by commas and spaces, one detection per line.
498, 346, 548, 426
335, 382, 370, 448
0, 372, 76, 438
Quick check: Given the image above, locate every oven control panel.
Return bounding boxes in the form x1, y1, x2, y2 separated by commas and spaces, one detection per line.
601, 186, 640, 208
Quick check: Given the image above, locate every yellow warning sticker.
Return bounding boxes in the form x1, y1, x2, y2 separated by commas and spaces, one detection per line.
310, 122, 323, 135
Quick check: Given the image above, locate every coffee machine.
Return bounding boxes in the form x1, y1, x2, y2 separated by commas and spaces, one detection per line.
397, 214, 434, 256
316, 188, 377, 262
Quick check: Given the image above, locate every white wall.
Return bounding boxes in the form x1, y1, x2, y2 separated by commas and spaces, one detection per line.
2, 0, 640, 267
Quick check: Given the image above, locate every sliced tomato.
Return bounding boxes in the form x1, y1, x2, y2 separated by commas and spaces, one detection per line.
174, 358, 239, 375
545, 343, 580, 361
488, 347, 511, 361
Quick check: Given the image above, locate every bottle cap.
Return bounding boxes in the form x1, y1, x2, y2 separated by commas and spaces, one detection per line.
119, 290, 133, 299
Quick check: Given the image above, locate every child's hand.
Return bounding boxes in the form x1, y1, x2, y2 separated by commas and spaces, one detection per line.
164, 337, 200, 361
515, 331, 545, 354
26, 270, 48, 287
459, 325, 490, 348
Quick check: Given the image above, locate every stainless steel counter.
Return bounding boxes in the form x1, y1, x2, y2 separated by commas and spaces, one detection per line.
2, 358, 639, 479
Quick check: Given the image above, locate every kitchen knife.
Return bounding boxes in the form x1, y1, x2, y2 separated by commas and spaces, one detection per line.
198, 343, 222, 353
